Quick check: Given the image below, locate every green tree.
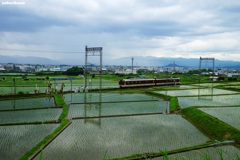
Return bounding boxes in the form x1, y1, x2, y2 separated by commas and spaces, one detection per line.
137, 69, 147, 74
64, 66, 84, 76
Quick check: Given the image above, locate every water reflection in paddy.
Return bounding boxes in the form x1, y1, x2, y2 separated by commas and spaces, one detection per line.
35, 115, 209, 160
68, 101, 168, 118
63, 92, 159, 104
0, 97, 55, 110
155, 88, 239, 97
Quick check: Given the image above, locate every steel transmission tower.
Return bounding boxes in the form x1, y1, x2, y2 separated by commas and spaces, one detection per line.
199, 57, 215, 83
85, 46, 103, 91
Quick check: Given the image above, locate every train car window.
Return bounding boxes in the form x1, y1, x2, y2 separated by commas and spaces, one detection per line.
119, 80, 124, 85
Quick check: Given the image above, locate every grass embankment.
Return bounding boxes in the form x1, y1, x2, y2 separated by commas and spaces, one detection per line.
54, 94, 65, 106
54, 94, 69, 121
169, 96, 180, 112
19, 94, 71, 160
145, 91, 180, 112
181, 107, 240, 143
0, 95, 61, 126
0, 94, 51, 100
108, 105, 240, 160
107, 141, 229, 160
19, 119, 71, 160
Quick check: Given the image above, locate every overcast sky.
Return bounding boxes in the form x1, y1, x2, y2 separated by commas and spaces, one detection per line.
0, 0, 240, 64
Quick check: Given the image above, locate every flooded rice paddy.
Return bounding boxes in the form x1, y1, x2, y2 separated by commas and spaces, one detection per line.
199, 107, 240, 130
68, 100, 168, 119
178, 95, 240, 108
0, 124, 59, 160
0, 97, 55, 110
0, 108, 62, 124
155, 88, 239, 97
34, 115, 209, 160
160, 145, 240, 160
64, 92, 159, 104
1, 87, 240, 159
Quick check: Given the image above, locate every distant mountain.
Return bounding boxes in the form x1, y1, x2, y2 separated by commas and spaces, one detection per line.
0, 55, 60, 65
223, 65, 240, 69
112, 56, 240, 68
1, 55, 240, 68
163, 63, 185, 68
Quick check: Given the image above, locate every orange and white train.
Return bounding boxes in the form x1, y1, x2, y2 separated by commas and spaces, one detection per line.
119, 78, 180, 88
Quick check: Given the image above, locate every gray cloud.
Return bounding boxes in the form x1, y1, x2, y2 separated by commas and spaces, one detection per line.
0, 6, 69, 32
0, 0, 240, 63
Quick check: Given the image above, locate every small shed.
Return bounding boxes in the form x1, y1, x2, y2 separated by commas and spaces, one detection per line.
209, 76, 219, 81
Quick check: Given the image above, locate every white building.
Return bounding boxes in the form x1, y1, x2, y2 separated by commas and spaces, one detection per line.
115, 68, 137, 75
0, 65, 5, 71
227, 73, 240, 77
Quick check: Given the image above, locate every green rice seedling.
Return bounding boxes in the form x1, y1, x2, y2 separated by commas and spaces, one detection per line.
165, 146, 240, 160
39, 150, 43, 160
0, 124, 59, 160
68, 101, 167, 119
34, 115, 209, 160
102, 149, 108, 160
0, 108, 62, 124
161, 148, 169, 160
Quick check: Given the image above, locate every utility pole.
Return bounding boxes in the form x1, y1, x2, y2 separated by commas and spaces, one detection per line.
131, 57, 134, 74
173, 61, 175, 73
13, 76, 16, 95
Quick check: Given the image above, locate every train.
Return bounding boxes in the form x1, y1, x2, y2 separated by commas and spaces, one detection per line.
119, 77, 180, 88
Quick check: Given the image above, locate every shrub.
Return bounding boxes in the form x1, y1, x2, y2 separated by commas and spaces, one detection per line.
18, 91, 25, 95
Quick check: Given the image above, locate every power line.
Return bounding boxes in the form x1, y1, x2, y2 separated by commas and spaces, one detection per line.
0, 48, 85, 54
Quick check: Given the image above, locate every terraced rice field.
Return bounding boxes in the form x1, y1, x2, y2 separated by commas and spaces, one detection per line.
162, 145, 240, 160
0, 79, 118, 95
0, 124, 59, 160
0, 97, 55, 110
191, 83, 225, 87
34, 115, 209, 160
223, 85, 240, 89
64, 93, 159, 104
178, 95, 240, 108
0, 86, 48, 95
0, 108, 62, 124
1, 81, 240, 160
63, 80, 118, 91
155, 88, 239, 97
199, 107, 240, 130
191, 82, 240, 88
68, 100, 168, 118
